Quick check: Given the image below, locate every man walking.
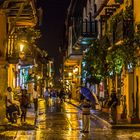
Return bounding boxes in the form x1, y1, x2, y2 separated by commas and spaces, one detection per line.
44, 88, 50, 107
32, 86, 39, 117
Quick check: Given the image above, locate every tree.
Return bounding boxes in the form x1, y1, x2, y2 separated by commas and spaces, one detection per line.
82, 37, 110, 84
16, 27, 41, 44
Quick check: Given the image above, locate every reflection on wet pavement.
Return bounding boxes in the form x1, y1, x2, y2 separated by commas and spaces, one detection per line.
0, 98, 140, 140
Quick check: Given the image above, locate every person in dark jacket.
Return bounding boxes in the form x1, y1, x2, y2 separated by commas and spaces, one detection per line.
59, 89, 65, 102
20, 89, 29, 123
108, 91, 118, 124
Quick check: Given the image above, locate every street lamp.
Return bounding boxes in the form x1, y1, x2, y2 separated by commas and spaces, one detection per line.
20, 44, 24, 52
68, 72, 72, 77
37, 75, 41, 80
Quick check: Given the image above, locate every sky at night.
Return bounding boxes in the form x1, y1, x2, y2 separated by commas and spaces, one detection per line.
37, 0, 71, 75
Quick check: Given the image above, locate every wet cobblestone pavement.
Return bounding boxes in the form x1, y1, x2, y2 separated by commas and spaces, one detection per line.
0, 98, 140, 140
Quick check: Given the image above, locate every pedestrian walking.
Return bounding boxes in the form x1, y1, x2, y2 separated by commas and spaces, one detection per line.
44, 87, 50, 107
108, 90, 118, 124
51, 89, 57, 105
20, 89, 29, 123
27, 84, 32, 108
81, 99, 91, 133
32, 86, 39, 117
59, 89, 65, 102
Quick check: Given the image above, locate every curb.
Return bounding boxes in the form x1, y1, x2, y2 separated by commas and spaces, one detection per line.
67, 101, 140, 129
111, 124, 140, 129
90, 113, 112, 128
66, 100, 111, 128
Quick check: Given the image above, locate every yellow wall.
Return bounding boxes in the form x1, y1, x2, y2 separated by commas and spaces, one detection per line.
0, 10, 8, 124
134, 0, 140, 119
8, 64, 16, 88
0, 10, 7, 92
134, 0, 140, 23
0, 10, 6, 55
135, 66, 140, 118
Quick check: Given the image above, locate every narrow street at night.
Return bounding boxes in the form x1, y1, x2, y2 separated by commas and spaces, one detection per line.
0, 98, 140, 140
0, 0, 140, 140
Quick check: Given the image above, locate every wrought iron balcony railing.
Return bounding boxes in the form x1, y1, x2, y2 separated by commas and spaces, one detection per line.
66, 20, 98, 60
82, 20, 98, 38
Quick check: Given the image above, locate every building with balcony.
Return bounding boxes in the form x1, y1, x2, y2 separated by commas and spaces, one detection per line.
0, 0, 44, 124
62, 0, 140, 124
94, 0, 140, 123
0, 0, 41, 87
63, 0, 98, 100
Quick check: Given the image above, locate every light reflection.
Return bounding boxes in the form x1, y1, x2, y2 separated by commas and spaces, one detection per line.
66, 113, 71, 119
35, 130, 41, 140
64, 102, 82, 134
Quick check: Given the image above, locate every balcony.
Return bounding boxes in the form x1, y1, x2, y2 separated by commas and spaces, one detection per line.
113, 19, 133, 44
69, 20, 97, 53
3, 0, 38, 27
82, 21, 97, 38
65, 20, 98, 66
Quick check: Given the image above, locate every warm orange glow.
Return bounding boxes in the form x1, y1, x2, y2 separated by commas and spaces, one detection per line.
20, 44, 24, 52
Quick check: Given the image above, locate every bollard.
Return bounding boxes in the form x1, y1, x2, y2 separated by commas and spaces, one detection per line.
81, 99, 91, 133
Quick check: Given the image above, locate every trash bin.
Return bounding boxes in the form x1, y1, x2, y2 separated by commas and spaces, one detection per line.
81, 99, 91, 133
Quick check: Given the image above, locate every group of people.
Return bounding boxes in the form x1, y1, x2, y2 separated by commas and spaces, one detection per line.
5, 86, 39, 124
5, 85, 118, 126
43, 88, 72, 106
5, 86, 73, 124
